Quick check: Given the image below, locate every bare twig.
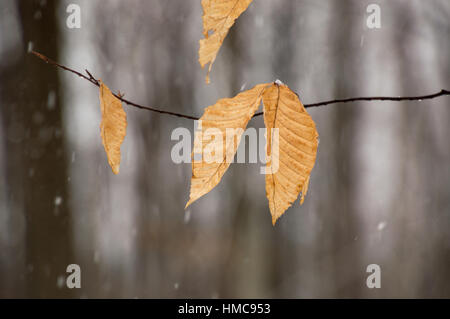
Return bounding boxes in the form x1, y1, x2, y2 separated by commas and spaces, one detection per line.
32, 51, 198, 120
32, 51, 450, 121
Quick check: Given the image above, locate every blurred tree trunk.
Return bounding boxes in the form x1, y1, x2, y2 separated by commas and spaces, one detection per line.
394, 3, 450, 297
0, 0, 73, 297
132, 1, 196, 298
319, 0, 363, 297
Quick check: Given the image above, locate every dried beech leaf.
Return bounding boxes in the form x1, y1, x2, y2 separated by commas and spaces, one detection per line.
186, 83, 268, 207
99, 80, 127, 175
199, 0, 253, 83
262, 83, 319, 225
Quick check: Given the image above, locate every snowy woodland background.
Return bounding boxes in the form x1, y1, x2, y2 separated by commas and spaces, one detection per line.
1, 0, 450, 298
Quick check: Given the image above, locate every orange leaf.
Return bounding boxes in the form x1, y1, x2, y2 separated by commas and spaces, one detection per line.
185, 81, 319, 226
199, 0, 254, 84
262, 82, 319, 225
99, 81, 127, 174
186, 83, 268, 207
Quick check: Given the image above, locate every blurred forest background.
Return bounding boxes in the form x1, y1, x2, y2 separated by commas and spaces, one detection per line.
0, 0, 449, 298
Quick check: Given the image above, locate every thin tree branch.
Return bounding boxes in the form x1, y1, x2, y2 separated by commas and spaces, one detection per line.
253, 89, 450, 116
31, 51, 199, 120
32, 51, 449, 121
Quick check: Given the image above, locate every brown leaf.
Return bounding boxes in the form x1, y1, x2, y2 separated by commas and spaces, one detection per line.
99, 80, 127, 175
199, 0, 253, 83
262, 82, 319, 225
186, 83, 268, 207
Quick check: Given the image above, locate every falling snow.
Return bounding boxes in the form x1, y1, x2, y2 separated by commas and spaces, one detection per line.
27, 41, 34, 53
377, 221, 387, 231
47, 91, 56, 110
54, 196, 63, 206
184, 210, 191, 224
56, 275, 65, 289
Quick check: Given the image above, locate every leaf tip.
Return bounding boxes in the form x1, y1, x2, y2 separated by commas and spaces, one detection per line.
99, 81, 127, 176
270, 207, 283, 226
185, 199, 193, 209
272, 216, 278, 226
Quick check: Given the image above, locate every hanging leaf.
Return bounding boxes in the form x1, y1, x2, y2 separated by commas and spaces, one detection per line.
99, 80, 127, 174
262, 82, 319, 225
199, 0, 254, 84
185, 83, 268, 207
